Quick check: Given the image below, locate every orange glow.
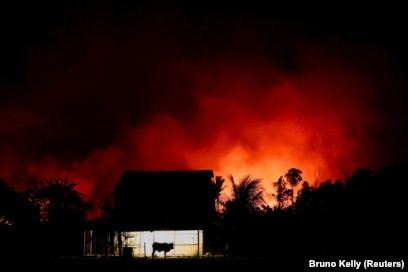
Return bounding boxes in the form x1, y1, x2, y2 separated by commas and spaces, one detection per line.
1, 33, 404, 212
12, 45, 392, 202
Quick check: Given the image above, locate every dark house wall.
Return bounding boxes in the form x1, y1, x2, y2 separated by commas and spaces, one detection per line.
112, 170, 216, 231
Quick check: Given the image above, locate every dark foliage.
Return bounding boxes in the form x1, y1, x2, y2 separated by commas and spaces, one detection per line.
24, 177, 93, 256
221, 165, 407, 259
0, 178, 39, 256
2, 164, 407, 260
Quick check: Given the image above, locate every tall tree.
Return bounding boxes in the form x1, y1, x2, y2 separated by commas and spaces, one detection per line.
223, 174, 265, 219
273, 176, 292, 210
26, 177, 91, 225
294, 181, 314, 214
25, 177, 92, 256
222, 175, 265, 257
212, 176, 226, 214
284, 168, 303, 207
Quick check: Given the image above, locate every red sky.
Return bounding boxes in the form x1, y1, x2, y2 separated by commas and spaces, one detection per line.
1, 2, 408, 207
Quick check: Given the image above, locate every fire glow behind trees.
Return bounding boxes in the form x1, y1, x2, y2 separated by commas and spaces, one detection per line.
1, 2, 407, 209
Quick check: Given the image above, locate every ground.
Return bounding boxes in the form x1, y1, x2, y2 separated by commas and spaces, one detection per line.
6, 256, 305, 272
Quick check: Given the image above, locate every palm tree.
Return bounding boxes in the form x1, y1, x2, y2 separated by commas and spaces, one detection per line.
212, 176, 227, 213
221, 175, 265, 257
284, 168, 303, 207
224, 174, 265, 218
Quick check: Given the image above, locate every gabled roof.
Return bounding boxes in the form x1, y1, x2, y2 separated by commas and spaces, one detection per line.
113, 170, 214, 196
112, 170, 216, 230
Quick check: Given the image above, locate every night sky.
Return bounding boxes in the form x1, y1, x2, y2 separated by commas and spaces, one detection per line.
1, 2, 408, 206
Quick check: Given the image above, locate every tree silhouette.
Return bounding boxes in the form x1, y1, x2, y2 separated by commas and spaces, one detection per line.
273, 176, 292, 210
284, 168, 303, 207
26, 177, 91, 225
221, 174, 265, 257
1, 178, 39, 256
212, 176, 226, 214
223, 174, 265, 219
1, 178, 38, 227
25, 177, 92, 256
294, 181, 314, 214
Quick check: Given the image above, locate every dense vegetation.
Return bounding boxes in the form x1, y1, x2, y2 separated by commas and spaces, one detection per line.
1, 164, 407, 259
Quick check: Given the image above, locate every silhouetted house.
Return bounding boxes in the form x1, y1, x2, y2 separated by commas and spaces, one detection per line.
84, 170, 218, 258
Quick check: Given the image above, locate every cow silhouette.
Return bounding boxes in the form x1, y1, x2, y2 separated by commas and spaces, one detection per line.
152, 242, 174, 258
